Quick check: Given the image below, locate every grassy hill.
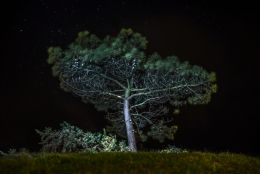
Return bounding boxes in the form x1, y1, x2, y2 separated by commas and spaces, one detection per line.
0, 152, 260, 174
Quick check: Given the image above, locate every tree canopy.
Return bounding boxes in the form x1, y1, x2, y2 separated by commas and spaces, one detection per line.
47, 28, 217, 151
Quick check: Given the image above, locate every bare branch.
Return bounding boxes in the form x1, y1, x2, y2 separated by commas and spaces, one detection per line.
128, 83, 206, 99
130, 96, 162, 110
130, 88, 148, 92
61, 77, 124, 99
132, 113, 153, 124
99, 73, 127, 90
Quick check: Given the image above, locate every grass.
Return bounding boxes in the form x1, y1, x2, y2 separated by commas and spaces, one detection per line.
0, 152, 260, 174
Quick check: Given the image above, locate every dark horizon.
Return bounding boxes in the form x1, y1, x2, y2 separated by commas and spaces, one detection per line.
1, 0, 259, 155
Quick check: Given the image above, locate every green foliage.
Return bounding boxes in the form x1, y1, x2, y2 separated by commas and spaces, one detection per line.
49, 28, 147, 71
47, 47, 62, 65
144, 54, 217, 105
1, 152, 259, 174
75, 31, 101, 49
144, 54, 180, 72
36, 122, 129, 153
147, 121, 178, 143
47, 47, 63, 76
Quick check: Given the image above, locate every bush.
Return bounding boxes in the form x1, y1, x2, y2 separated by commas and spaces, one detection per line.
0, 149, 17, 156
160, 145, 188, 153
36, 122, 129, 152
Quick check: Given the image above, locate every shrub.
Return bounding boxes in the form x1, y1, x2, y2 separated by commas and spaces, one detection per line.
0, 149, 17, 156
160, 145, 188, 153
36, 122, 129, 152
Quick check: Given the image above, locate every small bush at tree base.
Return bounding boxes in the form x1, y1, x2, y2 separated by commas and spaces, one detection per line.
36, 122, 129, 152
160, 145, 188, 153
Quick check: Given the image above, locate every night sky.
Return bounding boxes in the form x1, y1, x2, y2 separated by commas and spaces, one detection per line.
1, 0, 259, 155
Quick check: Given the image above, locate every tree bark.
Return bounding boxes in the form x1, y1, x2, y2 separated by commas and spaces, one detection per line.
123, 98, 137, 152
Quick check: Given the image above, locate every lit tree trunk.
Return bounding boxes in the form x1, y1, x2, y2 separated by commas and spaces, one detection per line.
124, 89, 137, 152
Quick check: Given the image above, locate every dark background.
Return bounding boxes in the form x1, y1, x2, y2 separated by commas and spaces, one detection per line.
1, 0, 259, 155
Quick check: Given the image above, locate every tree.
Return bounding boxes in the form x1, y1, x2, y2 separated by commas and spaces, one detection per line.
47, 28, 217, 151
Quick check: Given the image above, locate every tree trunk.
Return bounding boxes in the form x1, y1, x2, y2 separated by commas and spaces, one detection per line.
123, 98, 137, 152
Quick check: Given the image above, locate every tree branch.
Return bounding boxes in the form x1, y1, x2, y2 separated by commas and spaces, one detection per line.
132, 113, 153, 124
61, 77, 124, 99
130, 96, 162, 110
99, 73, 127, 90
128, 83, 206, 99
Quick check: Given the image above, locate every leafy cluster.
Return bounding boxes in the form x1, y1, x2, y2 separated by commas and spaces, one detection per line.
146, 121, 178, 143
47, 28, 147, 78
36, 122, 129, 152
